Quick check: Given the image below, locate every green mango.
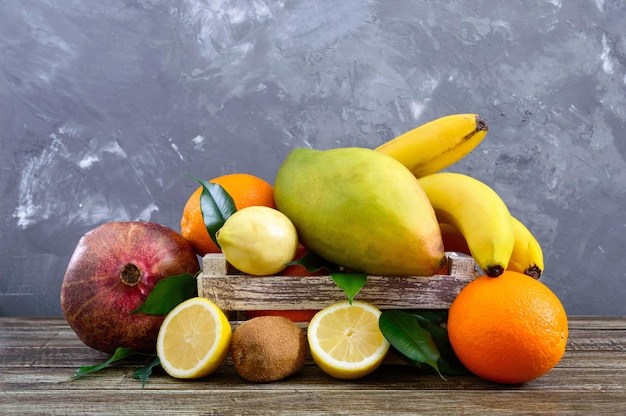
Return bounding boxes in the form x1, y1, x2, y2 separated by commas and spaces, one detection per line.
274, 147, 445, 276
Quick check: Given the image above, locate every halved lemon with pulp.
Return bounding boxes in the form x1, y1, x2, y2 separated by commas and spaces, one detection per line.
307, 300, 390, 379
156, 297, 232, 379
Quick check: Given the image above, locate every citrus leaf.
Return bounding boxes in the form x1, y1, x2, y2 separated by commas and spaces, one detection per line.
411, 309, 448, 326
379, 310, 444, 379
330, 272, 367, 304
286, 251, 341, 273
71, 347, 139, 380
133, 355, 160, 388
130, 272, 197, 316
411, 311, 468, 375
188, 173, 237, 247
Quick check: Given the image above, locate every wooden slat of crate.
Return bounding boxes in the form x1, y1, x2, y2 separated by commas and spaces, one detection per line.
198, 253, 478, 311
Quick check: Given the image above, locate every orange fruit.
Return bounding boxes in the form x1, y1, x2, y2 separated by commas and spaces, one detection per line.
180, 173, 276, 256
245, 244, 324, 322
448, 271, 568, 384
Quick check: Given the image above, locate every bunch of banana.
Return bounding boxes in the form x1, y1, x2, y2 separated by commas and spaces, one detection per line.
438, 217, 544, 279
374, 114, 544, 279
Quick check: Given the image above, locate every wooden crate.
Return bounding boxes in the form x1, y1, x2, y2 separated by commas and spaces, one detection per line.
197, 253, 478, 313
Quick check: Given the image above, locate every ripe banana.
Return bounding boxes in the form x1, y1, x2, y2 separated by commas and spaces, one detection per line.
418, 172, 514, 277
375, 114, 488, 177
439, 217, 544, 279
507, 216, 544, 279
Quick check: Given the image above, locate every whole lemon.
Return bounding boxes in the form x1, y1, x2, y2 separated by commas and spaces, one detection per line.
216, 206, 298, 276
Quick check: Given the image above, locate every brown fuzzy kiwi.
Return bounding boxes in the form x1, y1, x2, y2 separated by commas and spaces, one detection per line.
230, 315, 308, 382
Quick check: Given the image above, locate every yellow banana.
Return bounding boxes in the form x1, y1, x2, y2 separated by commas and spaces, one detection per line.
507, 216, 544, 279
439, 216, 544, 279
375, 114, 488, 177
418, 172, 514, 277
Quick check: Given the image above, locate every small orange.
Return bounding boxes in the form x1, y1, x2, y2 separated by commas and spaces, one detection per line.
245, 244, 324, 322
180, 173, 276, 256
448, 270, 568, 384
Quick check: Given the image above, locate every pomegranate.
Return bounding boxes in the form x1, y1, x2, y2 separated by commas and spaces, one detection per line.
60, 221, 200, 354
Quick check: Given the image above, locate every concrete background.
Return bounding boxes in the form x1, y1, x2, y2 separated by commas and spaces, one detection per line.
1, 0, 625, 316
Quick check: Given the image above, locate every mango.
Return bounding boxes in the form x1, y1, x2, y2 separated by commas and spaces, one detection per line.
274, 147, 445, 276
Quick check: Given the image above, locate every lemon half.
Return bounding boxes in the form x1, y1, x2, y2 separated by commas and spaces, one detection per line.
156, 297, 232, 379
307, 300, 390, 379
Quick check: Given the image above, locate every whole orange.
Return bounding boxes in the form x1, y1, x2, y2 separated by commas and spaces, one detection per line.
245, 244, 324, 322
447, 271, 568, 384
180, 173, 276, 256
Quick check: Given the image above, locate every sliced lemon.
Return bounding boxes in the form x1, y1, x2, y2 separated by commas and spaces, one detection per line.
156, 297, 232, 379
307, 300, 390, 379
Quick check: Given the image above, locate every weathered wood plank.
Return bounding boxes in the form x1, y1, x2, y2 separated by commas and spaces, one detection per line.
1, 341, 625, 371
198, 253, 479, 310
1, 316, 625, 415
565, 315, 626, 330
198, 273, 477, 310
3, 315, 624, 331
566, 330, 626, 351
1, 317, 625, 371
1, 389, 625, 415
1, 362, 625, 392
2, 317, 624, 349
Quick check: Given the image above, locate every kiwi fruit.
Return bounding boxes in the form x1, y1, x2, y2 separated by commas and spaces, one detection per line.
230, 316, 307, 382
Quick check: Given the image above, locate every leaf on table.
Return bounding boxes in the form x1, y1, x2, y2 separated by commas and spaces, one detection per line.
188, 173, 237, 247
131, 272, 198, 316
330, 272, 367, 304
71, 347, 140, 380
133, 355, 161, 388
379, 310, 444, 379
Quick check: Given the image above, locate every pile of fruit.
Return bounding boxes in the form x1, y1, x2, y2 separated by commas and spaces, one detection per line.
61, 114, 568, 386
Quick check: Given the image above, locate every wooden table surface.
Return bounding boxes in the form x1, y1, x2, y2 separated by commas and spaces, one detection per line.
1, 316, 625, 415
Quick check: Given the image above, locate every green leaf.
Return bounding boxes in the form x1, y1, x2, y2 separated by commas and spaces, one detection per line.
131, 272, 198, 316
379, 310, 444, 379
133, 355, 160, 388
286, 251, 341, 273
188, 173, 237, 247
410, 309, 449, 326
411, 311, 468, 376
71, 347, 139, 380
330, 272, 367, 304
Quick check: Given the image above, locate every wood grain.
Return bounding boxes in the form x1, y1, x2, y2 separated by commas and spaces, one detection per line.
198, 253, 478, 311
1, 316, 625, 415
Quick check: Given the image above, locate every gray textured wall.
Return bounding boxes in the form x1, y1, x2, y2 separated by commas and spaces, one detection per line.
1, 0, 625, 316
